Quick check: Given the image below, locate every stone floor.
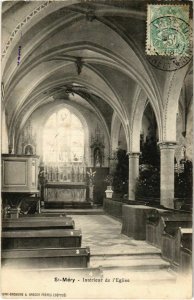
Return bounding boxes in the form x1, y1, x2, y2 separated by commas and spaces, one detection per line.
69, 214, 174, 277
70, 214, 161, 256
2, 212, 192, 299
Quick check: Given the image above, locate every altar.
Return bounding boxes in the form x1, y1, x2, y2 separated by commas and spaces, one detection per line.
41, 163, 109, 207
41, 162, 88, 206
45, 182, 86, 203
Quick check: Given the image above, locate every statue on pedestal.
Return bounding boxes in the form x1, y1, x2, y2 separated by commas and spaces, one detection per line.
94, 148, 102, 167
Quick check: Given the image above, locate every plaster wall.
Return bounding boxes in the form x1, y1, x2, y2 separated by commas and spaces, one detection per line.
118, 124, 127, 151
176, 99, 193, 162
141, 115, 150, 142
2, 1, 41, 48
93, 64, 136, 120
1, 108, 9, 153
16, 100, 110, 167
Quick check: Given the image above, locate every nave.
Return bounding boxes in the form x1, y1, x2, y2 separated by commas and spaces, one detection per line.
1, 1, 193, 298
1, 209, 192, 299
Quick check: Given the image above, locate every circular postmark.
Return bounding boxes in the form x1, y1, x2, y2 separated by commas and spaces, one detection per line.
146, 16, 192, 71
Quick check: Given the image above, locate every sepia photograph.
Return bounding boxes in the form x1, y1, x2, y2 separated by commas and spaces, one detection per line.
1, 1, 193, 299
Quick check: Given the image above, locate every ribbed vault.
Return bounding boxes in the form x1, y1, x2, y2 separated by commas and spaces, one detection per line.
2, 0, 191, 154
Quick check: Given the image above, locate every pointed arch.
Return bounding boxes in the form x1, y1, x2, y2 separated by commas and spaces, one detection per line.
130, 88, 162, 152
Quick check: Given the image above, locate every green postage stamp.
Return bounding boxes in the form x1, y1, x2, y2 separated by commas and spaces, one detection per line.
146, 5, 191, 57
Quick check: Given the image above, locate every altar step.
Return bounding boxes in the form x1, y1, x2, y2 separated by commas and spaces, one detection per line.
100, 268, 176, 284
90, 253, 170, 270
4, 256, 176, 285
89, 253, 176, 283
44, 201, 93, 209
4, 266, 176, 284
41, 208, 104, 215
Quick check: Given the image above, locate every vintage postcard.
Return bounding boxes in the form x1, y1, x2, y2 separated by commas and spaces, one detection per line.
1, 0, 193, 299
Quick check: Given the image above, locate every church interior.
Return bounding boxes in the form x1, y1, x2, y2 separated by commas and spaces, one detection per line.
1, 1, 193, 297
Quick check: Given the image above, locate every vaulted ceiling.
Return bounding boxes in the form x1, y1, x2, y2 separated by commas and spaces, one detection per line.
2, 1, 192, 149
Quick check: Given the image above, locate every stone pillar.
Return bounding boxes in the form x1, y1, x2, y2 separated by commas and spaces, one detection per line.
128, 152, 140, 200
159, 142, 176, 209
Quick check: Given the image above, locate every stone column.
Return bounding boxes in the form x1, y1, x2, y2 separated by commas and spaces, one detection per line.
128, 152, 140, 200
159, 142, 176, 209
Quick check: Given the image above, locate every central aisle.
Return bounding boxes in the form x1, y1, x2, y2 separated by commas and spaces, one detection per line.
70, 214, 161, 255
69, 213, 177, 283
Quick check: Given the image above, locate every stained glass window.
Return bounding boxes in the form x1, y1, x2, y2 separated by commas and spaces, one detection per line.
43, 108, 84, 163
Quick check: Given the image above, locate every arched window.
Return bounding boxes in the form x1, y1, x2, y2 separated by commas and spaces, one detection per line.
43, 108, 84, 163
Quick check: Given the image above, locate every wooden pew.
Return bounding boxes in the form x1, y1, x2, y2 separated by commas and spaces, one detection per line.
19, 213, 66, 218
161, 222, 192, 265
146, 210, 191, 248
16, 216, 69, 222
2, 218, 75, 231
16, 215, 69, 221
2, 229, 82, 249
2, 247, 90, 269
146, 209, 169, 247
179, 228, 192, 273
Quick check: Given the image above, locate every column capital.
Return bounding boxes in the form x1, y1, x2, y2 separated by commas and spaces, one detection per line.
127, 152, 140, 158
158, 141, 177, 150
